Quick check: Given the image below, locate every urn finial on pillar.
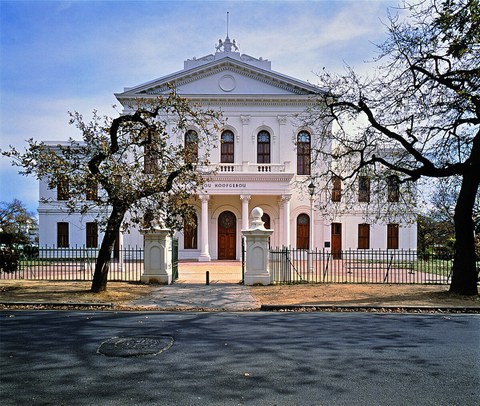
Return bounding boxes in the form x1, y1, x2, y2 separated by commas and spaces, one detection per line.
242, 207, 273, 285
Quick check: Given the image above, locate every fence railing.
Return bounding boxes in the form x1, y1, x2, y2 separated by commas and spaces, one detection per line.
0, 246, 144, 281
270, 248, 454, 285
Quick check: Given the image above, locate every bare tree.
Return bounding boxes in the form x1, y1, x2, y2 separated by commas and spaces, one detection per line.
2, 92, 221, 292
307, 0, 479, 295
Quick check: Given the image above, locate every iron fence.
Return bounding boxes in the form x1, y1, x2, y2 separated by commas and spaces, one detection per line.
270, 248, 455, 285
0, 246, 144, 281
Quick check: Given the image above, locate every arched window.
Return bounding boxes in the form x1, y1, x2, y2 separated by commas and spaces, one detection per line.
221, 130, 234, 163
296, 213, 310, 249
184, 130, 198, 164
184, 213, 198, 250
297, 131, 311, 175
257, 130, 271, 164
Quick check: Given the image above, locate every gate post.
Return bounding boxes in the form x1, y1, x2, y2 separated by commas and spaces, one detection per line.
140, 228, 172, 284
242, 207, 274, 285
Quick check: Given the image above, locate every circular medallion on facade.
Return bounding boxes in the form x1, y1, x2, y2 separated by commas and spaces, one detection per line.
97, 336, 174, 357
218, 74, 236, 92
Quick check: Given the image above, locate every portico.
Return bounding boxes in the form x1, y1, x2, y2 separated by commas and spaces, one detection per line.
194, 169, 294, 261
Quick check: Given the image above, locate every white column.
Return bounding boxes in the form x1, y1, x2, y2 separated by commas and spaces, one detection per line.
240, 194, 251, 230
199, 194, 211, 262
281, 194, 291, 247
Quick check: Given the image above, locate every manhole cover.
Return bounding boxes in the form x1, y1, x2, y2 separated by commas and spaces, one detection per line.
98, 336, 174, 357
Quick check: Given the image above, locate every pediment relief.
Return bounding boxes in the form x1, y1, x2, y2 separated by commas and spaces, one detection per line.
118, 59, 319, 99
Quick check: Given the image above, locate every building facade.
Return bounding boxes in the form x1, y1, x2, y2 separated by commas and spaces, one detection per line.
38, 36, 417, 259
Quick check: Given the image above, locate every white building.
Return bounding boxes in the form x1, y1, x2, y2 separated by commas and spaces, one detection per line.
38, 35, 417, 259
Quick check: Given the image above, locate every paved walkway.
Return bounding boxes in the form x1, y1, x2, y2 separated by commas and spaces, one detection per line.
131, 261, 259, 311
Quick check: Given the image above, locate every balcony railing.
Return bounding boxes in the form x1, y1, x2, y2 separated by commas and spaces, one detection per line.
206, 161, 292, 173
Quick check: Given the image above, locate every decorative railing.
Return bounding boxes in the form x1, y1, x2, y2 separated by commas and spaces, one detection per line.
0, 246, 144, 281
212, 162, 292, 173
270, 248, 457, 285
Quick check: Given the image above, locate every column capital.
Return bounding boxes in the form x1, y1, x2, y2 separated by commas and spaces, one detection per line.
240, 115, 251, 125
240, 194, 251, 202
281, 194, 292, 203
277, 115, 287, 125
199, 194, 210, 202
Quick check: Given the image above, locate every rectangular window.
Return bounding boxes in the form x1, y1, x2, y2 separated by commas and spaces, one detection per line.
358, 224, 370, 249
86, 222, 98, 248
387, 175, 400, 202
144, 143, 158, 174
332, 176, 342, 202
358, 176, 370, 202
57, 178, 69, 200
387, 223, 399, 249
86, 177, 98, 201
57, 222, 69, 248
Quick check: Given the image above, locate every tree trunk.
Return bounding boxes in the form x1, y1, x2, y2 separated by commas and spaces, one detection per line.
91, 207, 126, 293
449, 171, 479, 296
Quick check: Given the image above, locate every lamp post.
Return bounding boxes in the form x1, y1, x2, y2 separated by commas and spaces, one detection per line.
308, 180, 315, 273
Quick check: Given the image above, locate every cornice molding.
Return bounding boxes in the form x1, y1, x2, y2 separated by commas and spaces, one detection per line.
116, 94, 317, 108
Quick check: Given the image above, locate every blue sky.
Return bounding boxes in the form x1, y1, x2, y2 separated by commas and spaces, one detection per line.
1, 0, 399, 214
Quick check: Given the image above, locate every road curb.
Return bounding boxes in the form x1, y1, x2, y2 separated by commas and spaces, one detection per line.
0, 301, 114, 308
260, 304, 480, 313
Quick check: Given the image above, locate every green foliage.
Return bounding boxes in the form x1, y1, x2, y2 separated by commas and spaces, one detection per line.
0, 247, 20, 273
434, 0, 480, 58
0, 199, 37, 246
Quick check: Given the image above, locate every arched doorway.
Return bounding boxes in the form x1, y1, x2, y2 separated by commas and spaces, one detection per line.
218, 211, 236, 260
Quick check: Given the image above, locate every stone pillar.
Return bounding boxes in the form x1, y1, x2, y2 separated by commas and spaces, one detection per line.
242, 207, 274, 286
281, 194, 291, 247
141, 228, 172, 284
240, 194, 251, 231
199, 194, 211, 262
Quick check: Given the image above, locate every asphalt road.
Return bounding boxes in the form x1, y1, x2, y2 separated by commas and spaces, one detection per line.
1, 311, 479, 405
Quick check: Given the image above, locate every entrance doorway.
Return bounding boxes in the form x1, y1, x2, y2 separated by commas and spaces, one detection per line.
296, 213, 310, 249
218, 211, 236, 260
331, 223, 342, 259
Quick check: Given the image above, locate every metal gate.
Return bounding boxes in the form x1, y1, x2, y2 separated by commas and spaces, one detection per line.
171, 238, 178, 282
241, 236, 246, 284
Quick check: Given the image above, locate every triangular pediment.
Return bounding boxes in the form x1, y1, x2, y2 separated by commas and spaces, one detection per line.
115, 57, 320, 102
